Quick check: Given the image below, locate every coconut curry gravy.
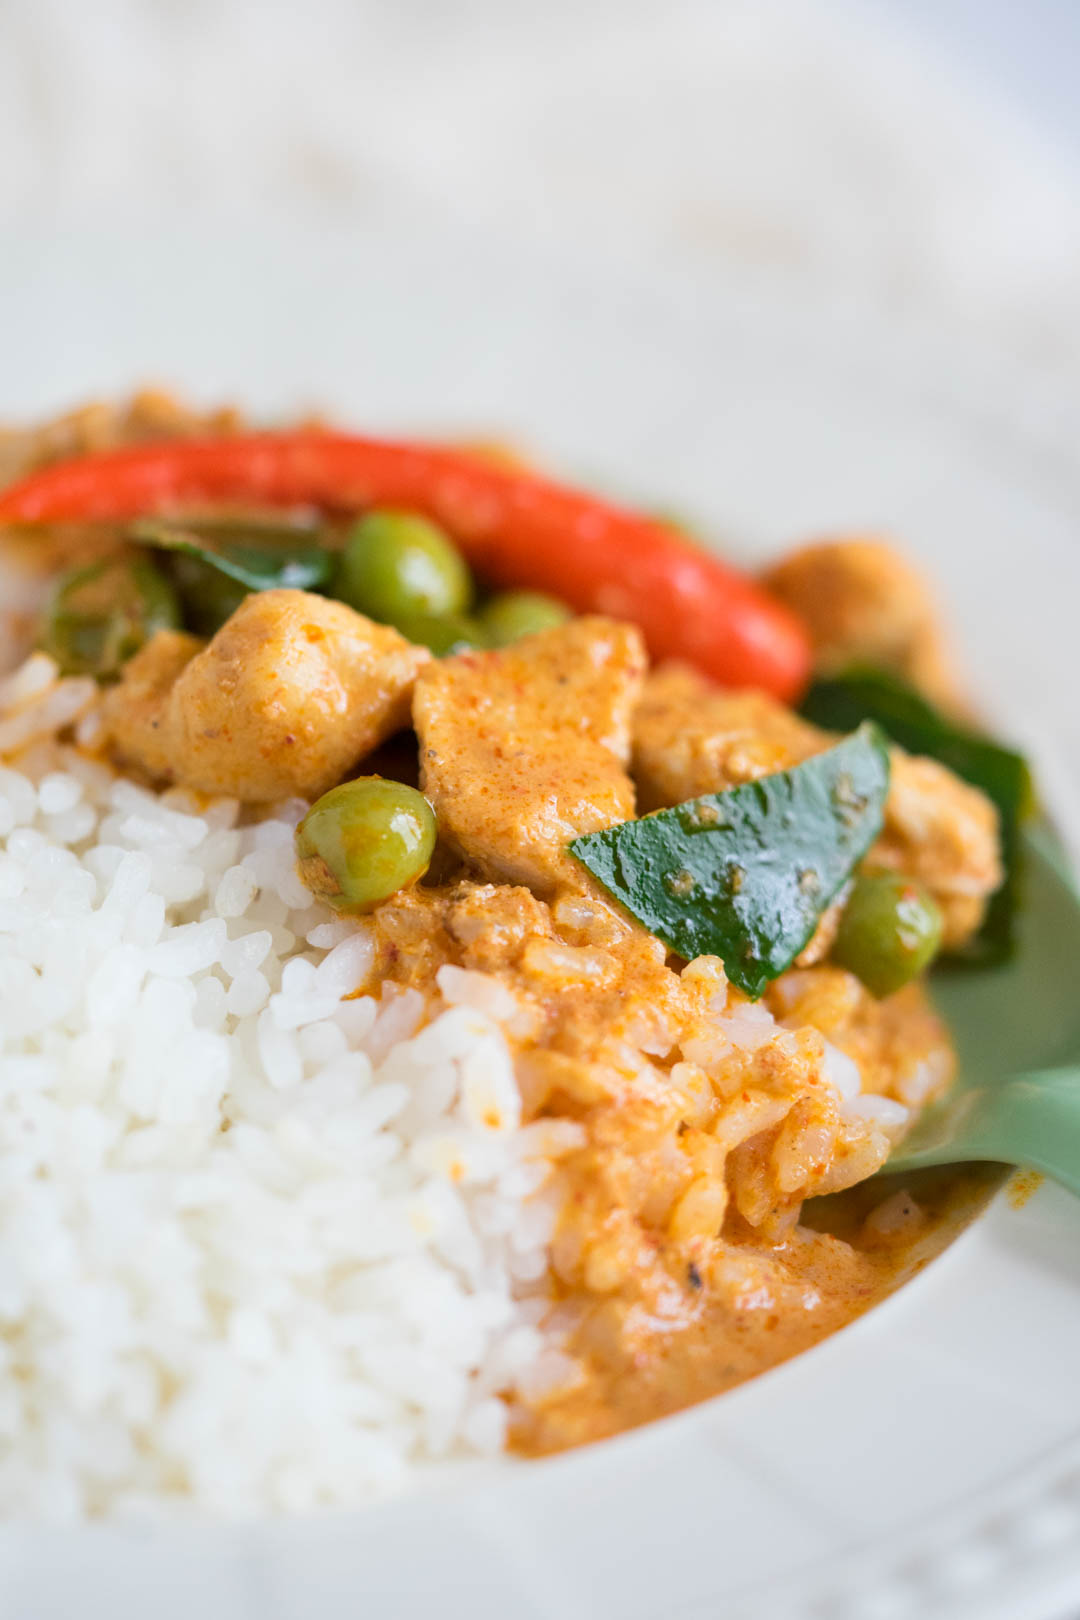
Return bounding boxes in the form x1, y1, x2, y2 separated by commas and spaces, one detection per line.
360, 872, 999, 1454
527, 1164, 1003, 1452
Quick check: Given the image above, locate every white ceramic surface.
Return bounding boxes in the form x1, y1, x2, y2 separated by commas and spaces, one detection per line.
1, 208, 1079, 1620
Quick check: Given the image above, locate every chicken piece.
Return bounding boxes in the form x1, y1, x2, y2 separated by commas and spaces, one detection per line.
763, 537, 963, 711
631, 663, 1000, 949
100, 629, 205, 782
104, 589, 429, 801
869, 752, 1002, 947
413, 616, 646, 895
632, 663, 823, 812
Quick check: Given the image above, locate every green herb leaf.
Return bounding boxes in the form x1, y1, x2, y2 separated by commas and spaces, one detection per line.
570, 723, 891, 998
131, 518, 333, 595
41, 556, 181, 679
800, 667, 1032, 965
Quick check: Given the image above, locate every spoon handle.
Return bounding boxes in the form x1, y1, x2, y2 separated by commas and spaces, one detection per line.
887, 1066, 1080, 1198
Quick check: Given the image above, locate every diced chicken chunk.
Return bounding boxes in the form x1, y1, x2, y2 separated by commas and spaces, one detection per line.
763, 537, 962, 710
870, 752, 1002, 946
632, 663, 824, 812
103, 589, 429, 801
413, 617, 646, 895
100, 629, 205, 783
632, 664, 1001, 949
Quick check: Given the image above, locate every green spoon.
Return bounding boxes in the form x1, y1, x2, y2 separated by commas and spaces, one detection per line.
887, 823, 1080, 1196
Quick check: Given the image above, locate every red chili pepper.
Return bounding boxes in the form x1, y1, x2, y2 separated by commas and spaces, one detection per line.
0, 432, 812, 698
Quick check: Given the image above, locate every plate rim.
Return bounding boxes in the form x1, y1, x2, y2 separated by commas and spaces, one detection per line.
1, 206, 1079, 1620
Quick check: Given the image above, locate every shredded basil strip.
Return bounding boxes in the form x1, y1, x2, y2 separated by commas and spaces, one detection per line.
570, 723, 891, 998
800, 667, 1032, 965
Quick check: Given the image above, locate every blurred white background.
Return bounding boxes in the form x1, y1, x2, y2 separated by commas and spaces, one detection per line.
2, 0, 1080, 365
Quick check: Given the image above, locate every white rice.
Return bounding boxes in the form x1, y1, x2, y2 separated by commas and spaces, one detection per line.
0, 650, 907, 1523
0, 657, 579, 1522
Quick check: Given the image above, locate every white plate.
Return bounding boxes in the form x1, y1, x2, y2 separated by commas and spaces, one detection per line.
2, 206, 1080, 1620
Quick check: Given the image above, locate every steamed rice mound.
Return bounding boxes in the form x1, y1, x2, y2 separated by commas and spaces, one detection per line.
0, 656, 951, 1509
0, 658, 565, 1517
